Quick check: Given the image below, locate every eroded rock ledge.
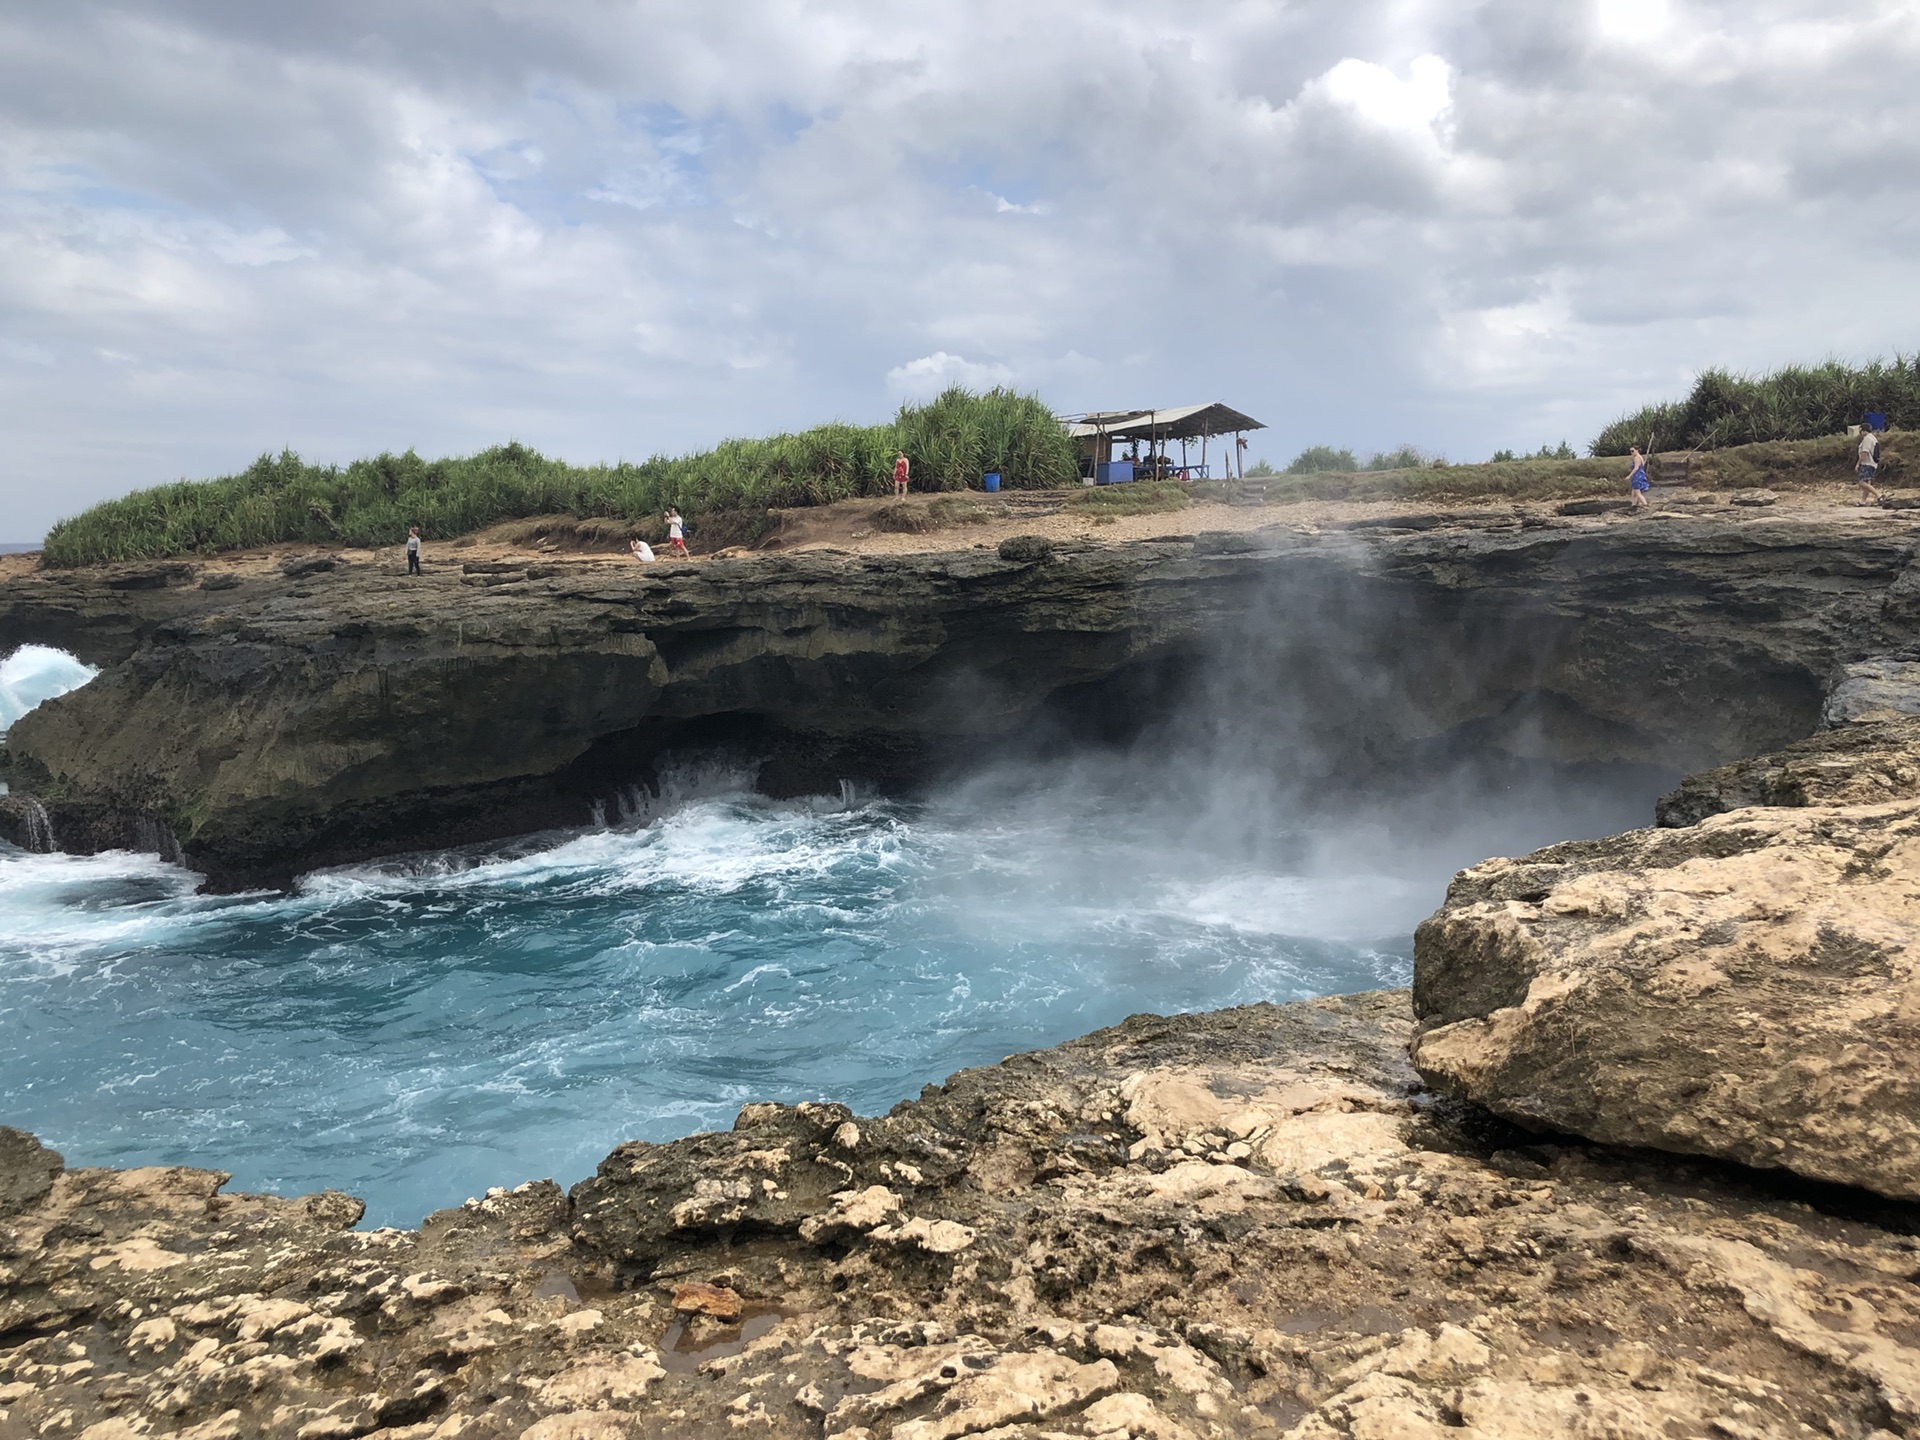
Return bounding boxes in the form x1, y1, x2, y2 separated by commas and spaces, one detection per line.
1413, 717, 1920, 1203
5, 988, 1920, 1440
6, 506, 1918, 886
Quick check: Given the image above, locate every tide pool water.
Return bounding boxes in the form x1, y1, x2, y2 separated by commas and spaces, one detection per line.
0, 780, 1422, 1228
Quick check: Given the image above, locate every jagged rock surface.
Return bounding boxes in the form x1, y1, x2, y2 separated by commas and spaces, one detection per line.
1656, 714, 1920, 825
7, 995, 1920, 1439
5, 508, 1920, 886
1413, 719, 1920, 1200
1824, 653, 1920, 727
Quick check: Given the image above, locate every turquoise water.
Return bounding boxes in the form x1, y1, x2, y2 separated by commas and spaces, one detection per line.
0, 774, 1436, 1228
0, 646, 1665, 1229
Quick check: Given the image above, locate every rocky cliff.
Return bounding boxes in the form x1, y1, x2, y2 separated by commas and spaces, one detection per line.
6, 989, 1920, 1440
8, 516, 1920, 1438
5, 506, 1917, 886
1413, 715, 1920, 1202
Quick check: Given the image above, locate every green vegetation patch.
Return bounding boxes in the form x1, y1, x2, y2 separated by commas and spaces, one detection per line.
1251, 458, 1626, 506
42, 386, 1079, 567
1063, 480, 1192, 516
1594, 355, 1920, 455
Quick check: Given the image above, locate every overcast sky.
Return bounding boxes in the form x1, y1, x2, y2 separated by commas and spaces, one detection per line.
2, 1, 1916, 537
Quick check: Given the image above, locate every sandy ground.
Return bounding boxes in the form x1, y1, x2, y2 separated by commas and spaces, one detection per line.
5, 483, 1910, 583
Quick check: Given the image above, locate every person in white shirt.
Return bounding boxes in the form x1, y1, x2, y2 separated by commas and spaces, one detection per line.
629, 538, 655, 562
405, 526, 422, 575
665, 509, 688, 557
1858, 428, 1883, 505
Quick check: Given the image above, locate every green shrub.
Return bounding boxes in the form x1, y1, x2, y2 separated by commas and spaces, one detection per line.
1593, 355, 1920, 455
42, 386, 1080, 567
1063, 480, 1191, 515
1491, 442, 1576, 463
1285, 445, 1359, 474
1366, 446, 1440, 471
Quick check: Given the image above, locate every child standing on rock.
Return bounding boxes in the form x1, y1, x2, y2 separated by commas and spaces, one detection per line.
405, 526, 422, 574
893, 451, 910, 498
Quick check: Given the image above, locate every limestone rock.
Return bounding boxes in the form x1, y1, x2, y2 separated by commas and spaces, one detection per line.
1822, 654, 1920, 726
6, 991, 1920, 1436
1414, 726, 1920, 1199
1656, 716, 1920, 825
669, 1283, 742, 1320
0, 1127, 62, 1216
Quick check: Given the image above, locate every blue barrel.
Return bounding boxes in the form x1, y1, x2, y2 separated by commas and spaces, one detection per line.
1866, 412, 1888, 432
983, 472, 1002, 493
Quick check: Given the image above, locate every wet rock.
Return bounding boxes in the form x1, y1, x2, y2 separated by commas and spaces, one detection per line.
1414, 723, 1920, 1199
0, 1126, 61, 1216
669, 1282, 743, 1321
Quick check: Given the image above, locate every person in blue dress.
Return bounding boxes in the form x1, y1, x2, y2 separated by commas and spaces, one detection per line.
1627, 447, 1651, 510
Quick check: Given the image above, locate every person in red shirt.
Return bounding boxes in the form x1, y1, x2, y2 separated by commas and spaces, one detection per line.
893, 451, 910, 498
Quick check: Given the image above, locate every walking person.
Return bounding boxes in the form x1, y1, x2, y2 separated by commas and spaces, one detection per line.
1858, 427, 1883, 505
665, 508, 689, 558
1626, 448, 1651, 511
405, 525, 422, 574
893, 450, 910, 498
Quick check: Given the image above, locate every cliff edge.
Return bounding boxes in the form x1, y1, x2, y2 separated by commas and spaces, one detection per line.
7, 503, 1919, 887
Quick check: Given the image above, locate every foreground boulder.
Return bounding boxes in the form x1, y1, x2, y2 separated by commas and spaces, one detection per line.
1412, 718, 1920, 1200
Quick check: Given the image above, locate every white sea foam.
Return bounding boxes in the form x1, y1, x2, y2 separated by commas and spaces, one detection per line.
0, 645, 98, 733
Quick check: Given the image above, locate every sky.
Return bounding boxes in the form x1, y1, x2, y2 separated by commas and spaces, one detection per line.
2, 0, 1917, 538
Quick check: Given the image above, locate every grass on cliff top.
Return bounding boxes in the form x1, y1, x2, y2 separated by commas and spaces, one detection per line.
1064, 480, 1192, 515
1237, 429, 1904, 506
40, 386, 1080, 568
1592, 353, 1920, 456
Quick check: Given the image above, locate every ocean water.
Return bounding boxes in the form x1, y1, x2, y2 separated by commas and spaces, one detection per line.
0, 646, 1662, 1229
0, 775, 1434, 1228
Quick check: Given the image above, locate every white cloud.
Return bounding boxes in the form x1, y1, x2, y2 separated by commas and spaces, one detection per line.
1316, 55, 1453, 137
1594, 0, 1674, 44
886, 351, 1018, 397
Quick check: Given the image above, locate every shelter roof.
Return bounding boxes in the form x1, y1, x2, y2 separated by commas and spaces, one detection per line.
1063, 402, 1265, 441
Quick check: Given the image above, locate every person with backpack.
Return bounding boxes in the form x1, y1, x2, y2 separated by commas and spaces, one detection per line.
1858, 427, 1883, 505
665, 508, 689, 557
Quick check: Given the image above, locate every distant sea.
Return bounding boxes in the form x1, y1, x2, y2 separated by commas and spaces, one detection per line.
0, 544, 39, 553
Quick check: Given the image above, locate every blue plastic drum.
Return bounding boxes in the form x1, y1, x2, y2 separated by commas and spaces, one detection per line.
983, 472, 1002, 493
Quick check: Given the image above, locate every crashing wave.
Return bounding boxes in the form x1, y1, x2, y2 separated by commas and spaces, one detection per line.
0, 645, 98, 734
